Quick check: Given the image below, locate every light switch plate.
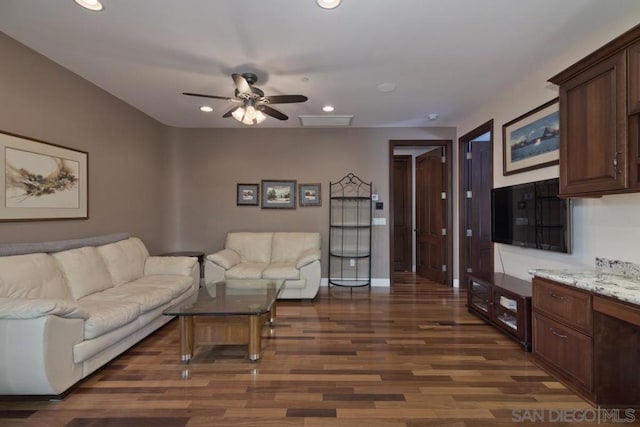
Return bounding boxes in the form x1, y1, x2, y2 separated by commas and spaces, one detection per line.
372, 217, 386, 225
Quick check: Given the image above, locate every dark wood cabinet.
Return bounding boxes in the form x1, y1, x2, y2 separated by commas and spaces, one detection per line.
467, 273, 532, 351
549, 24, 640, 197
532, 277, 594, 403
629, 41, 640, 115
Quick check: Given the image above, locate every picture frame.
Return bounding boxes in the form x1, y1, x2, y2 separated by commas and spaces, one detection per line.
502, 98, 559, 175
236, 183, 259, 206
261, 180, 296, 209
299, 183, 322, 207
0, 130, 88, 221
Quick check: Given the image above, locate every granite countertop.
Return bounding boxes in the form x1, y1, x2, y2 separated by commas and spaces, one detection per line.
530, 258, 640, 306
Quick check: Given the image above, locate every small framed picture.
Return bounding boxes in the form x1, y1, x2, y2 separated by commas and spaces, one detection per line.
261, 180, 296, 209
299, 183, 321, 207
236, 183, 259, 206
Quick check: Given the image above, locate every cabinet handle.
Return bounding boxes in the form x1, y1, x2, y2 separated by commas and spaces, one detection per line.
547, 292, 567, 300
550, 328, 568, 339
613, 151, 623, 174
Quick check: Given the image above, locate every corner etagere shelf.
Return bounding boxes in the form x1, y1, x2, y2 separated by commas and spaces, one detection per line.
328, 173, 372, 290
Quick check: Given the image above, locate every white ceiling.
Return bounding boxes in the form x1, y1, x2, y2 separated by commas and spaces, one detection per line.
1, 0, 640, 128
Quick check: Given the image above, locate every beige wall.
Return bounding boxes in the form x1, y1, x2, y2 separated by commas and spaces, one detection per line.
0, 33, 169, 254
164, 127, 455, 280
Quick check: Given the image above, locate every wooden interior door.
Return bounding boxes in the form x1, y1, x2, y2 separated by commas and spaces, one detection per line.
470, 141, 493, 273
393, 155, 412, 272
415, 149, 445, 283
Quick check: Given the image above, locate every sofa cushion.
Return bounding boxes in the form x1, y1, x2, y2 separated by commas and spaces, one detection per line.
271, 232, 321, 262
226, 262, 268, 279
0, 253, 71, 299
97, 237, 149, 286
144, 256, 197, 277
0, 297, 89, 320
207, 249, 241, 269
53, 246, 114, 300
226, 232, 273, 263
82, 284, 174, 313
76, 300, 140, 340
262, 262, 300, 280
126, 275, 193, 298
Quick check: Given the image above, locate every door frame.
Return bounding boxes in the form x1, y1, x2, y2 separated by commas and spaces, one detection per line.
458, 120, 494, 287
389, 139, 453, 286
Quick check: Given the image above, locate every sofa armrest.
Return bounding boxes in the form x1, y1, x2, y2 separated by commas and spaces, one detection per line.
207, 249, 241, 270
144, 256, 197, 276
296, 248, 321, 269
0, 298, 90, 320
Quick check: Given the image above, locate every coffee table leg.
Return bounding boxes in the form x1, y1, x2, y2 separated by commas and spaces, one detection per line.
179, 315, 194, 363
269, 301, 277, 324
248, 314, 262, 361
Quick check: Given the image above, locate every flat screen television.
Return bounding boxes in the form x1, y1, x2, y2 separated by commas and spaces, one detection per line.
491, 178, 571, 253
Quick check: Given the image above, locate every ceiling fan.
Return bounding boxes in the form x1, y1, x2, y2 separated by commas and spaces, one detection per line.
183, 73, 308, 125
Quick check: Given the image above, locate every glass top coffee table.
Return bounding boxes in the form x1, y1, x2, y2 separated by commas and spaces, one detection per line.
163, 279, 285, 362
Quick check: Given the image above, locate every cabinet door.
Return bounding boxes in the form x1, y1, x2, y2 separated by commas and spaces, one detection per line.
559, 51, 627, 196
629, 41, 640, 115
469, 280, 491, 315
534, 313, 593, 392
630, 42, 640, 189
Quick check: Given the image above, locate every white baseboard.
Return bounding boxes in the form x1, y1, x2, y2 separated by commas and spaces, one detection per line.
321, 278, 390, 287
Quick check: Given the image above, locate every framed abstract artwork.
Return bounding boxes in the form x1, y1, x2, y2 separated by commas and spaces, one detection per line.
502, 98, 559, 175
1, 131, 88, 221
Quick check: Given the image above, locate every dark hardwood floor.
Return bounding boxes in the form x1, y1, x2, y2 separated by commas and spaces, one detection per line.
1, 273, 606, 426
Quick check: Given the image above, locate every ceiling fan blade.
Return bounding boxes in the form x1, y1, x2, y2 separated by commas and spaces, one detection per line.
258, 105, 288, 120
263, 95, 308, 104
222, 105, 241, 118
232, 73, 252, 95
182, 92, 232, 100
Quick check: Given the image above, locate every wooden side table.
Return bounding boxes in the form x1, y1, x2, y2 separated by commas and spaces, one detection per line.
160, 251, 205, 278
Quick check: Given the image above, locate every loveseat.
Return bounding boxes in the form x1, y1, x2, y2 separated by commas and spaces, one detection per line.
204, 232, 321, 299
0, 233, 199, 396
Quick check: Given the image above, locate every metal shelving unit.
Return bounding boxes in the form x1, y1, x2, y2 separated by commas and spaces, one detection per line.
328, 173, 372, 290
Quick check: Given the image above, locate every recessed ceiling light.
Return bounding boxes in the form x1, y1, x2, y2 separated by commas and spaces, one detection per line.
74, 0, 104, 11
428, 113, 439, 120
316, 0, 341, 10
377, 82, 396, 93
322, 105, 335, 112
200, 106, 213, 113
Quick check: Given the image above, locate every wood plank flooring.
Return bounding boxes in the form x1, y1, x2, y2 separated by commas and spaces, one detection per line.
0, 274, 616, 426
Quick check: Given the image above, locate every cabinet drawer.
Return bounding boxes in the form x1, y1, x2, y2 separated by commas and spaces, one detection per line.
533, 278, 592, 334
533, 312, 593, 392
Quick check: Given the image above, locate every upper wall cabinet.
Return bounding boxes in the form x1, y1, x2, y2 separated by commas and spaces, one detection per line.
549, 24, 640, 197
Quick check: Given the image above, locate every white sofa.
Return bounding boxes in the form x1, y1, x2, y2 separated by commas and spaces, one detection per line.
204, 232, 321, 299
0, 233, 199, 396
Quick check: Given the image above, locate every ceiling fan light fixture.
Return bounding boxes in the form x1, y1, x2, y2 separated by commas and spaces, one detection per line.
233, 105, 268, 125
316, 0, 341, 10
322, 105, 335, 112
73, 0, 104, 11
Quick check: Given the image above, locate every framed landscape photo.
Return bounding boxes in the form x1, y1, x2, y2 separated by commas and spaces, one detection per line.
0, 131, 88, 221
502, 98, 559, 175
237, 183, 259, 206
261, 180, 296, 209
299, 183, 321, 207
